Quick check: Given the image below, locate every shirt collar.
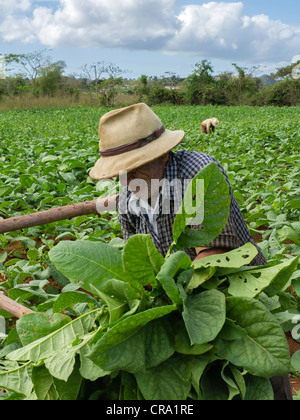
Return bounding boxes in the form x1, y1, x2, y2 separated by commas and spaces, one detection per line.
127, 151, 184, 216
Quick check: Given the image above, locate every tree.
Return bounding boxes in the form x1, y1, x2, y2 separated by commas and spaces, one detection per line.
136, 75, 149, 101
37, 61, 66, 96
193, 60, 214, 83
99, 77, 123, 107
5, 49, 52, 86
81, 61, 106, 95
184, 59, 215, 105
81, 61, 127, 96
223, 63, 261, 105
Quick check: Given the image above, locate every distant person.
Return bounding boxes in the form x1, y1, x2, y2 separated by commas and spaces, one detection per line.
200, 118, 219, 134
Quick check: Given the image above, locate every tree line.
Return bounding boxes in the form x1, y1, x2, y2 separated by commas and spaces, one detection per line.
0, 50, 299, 108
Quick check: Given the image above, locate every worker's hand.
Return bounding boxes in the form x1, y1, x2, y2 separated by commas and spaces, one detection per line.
193, 247, 227, 262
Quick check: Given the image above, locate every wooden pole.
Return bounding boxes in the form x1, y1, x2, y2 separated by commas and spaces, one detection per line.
0, 195, 119, 234
0, 196, 120, 318
0, 294, 35, 318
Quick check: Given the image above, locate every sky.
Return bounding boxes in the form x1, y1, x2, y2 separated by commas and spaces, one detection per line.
0, 0, 300, 79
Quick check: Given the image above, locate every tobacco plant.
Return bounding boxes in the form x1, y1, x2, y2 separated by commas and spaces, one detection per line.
0, 162, 298, 400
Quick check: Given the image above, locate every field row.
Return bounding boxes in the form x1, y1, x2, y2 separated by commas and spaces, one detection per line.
0, 105, 299, 399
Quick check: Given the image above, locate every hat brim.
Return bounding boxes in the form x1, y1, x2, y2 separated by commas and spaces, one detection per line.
89, 129, 185, 180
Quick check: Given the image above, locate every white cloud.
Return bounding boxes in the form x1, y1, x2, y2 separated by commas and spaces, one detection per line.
166, 2, 245, 55
165, 2, 300, 62
0, 0, 31, 16
0, 0, 299, 64
0, 0, 179, 49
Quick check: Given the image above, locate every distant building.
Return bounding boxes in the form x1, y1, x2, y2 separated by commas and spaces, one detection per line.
164, 86, 181, 90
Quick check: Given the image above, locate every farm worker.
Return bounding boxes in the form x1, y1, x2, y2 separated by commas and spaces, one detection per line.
89, 103, 292, 400
200, 117, 219, 134
89, 103, 265, 264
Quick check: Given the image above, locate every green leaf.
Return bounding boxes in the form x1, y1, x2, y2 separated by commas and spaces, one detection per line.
90, 318, 175, 374
88, 305, 177, 364
0, 361, 33, 397
244, 375, 274, 400
292, 277, 300, 297
32, 365, 59, 400
200, 364, 229, 400
286, 199, 300, 210
227, 363, 246, 400
45, 347, 76, 382
16, 313, 71, 346
171, 162, 230, 251
44, 332, 96, 382
135, 354, 191, 400
263, 256, 300, 297
7, 309, 102, 362
90, 279, 140, 323
52, 361, 83, 401
220, 362, 245, 400
0, 252, 8, 263
174, 319, 213, 355
49, 240, 127, 292
157, 251, 191, 305
192, 243, 258, 270
79, 343, 110, 381
32, 362, 83, 401
291, 350, 300, 372
185, 266, 217, 292
122, 234, 165, 291
189, 354, 213, 399
53, 291, 98, 314
216, 297, 291, 378
181, 289, 226, 345
48, 263, 70, 288
277, 225, 300, 246
97, 278, 139, 307
228, 256, 299, 298
217, 318, 248, 341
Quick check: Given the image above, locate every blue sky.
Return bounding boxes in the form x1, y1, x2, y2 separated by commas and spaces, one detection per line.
0, 1, 299, 79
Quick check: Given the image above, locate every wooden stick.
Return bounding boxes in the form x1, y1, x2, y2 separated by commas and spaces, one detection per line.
0, 195, 119, 234
0, 294, 35, 318
0, 195, 119, 316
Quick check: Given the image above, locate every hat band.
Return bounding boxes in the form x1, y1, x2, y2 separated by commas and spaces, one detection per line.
100, 125, 165, 157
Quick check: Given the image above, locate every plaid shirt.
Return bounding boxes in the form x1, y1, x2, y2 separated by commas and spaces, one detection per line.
118, 150, 266, 266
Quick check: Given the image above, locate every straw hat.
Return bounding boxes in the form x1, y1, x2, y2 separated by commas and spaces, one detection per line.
89, 103, 185, 180
211, 118, 219, 127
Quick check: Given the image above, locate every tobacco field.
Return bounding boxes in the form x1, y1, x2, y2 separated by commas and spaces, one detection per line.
0, 105, 299, 400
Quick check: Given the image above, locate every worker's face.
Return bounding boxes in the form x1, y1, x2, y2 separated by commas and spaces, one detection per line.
120, 153, 169, 200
